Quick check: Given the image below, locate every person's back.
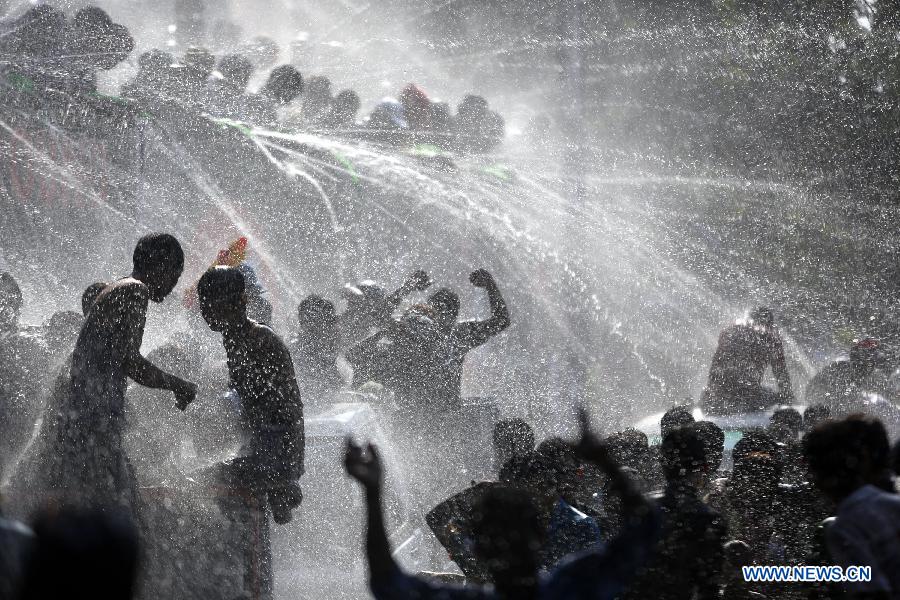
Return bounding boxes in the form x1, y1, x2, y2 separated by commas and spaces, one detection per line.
705, 308, 792, 413
829, 486, 900, 595
805, 340, 883, 413
70, 281, 148, 410
710, 323, 775, 389
806, 360, 856, 406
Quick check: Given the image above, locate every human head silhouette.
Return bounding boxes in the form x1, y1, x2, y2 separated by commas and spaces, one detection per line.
197, 266, 246, 332
132, 234, 184, 302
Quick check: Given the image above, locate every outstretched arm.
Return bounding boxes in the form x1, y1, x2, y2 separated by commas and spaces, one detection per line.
344, 439, 396, 580
117, 282, 195, 409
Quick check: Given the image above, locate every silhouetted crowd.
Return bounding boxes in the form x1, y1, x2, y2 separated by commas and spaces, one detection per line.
0, 5, 505, 152
3, 6, 900, 600
0, 229, 899, 600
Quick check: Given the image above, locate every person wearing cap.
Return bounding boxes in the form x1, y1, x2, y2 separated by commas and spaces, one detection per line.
702, 306, 794, 414
804, 338, 884, 412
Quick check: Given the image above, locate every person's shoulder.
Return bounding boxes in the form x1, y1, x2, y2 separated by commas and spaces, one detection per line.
102, 278, 150, 304
250, 321, 291, 352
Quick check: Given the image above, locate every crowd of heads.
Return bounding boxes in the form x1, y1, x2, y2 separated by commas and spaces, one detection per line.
1, 5, 505, 151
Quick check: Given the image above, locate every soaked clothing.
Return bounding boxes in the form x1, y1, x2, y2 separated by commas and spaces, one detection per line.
704, 323, 792, 414
622, 484, 726, 600
222, 320, 304, 516
542, 500, 603, 571
371, 509, 660, 600
826, 485, 900, 595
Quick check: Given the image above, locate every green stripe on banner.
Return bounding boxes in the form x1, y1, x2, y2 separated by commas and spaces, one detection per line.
330, 150, 360, 185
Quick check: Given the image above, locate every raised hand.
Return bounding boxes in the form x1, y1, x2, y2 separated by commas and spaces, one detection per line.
571, 407, 613, 467
469, 268, 495, 288
344, 437, 383, 492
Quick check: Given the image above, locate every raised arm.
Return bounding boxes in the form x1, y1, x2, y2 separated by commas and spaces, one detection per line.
456, 269, 511, 349
571, 409, 650, 520
344, 439, 396, 580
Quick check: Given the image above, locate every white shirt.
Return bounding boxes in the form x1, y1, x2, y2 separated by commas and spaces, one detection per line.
826, 484, 900, 593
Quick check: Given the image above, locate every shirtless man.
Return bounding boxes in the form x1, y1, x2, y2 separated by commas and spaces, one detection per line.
702, 307, 793, 415
197, 266, 304, 524
39, 234, 196, 510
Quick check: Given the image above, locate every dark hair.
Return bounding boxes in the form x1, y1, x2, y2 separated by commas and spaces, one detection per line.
20, 506, 139, 600
198, 266, 245, 304
723, 540, 752, 565
429, 288, 460, 317
81, 282, 107, 316
695, 420, 725, 471
335, 89, 361, 111
771, 407, 803, 437
73, 6, 113, 28
607, 429, 649, 470
263, 65, 304, 104
732, 430, 779, 468
660, 424, 708, 481
493, 418, 535, 459
298, 294, 336, 325
750, 306, 774, 327
803, 404, 830, 431
661, 405, 695, 437
0, 272, 23, 305
218, 54, 253, 87
306, 75, 332, 96
803, 414, 890, 491
132, 233, 184, 275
